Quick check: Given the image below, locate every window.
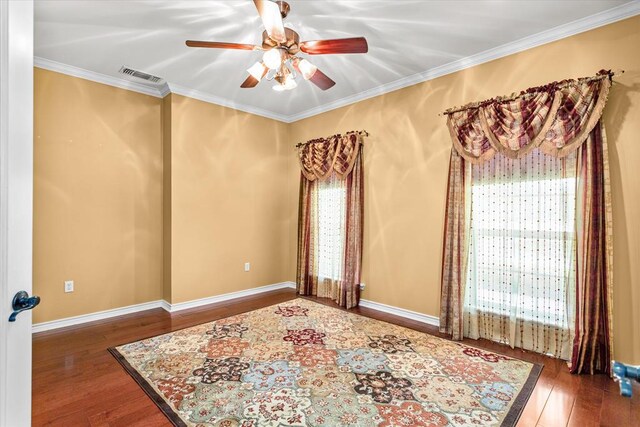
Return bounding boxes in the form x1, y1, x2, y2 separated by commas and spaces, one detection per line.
464, 149, 577, 359
316, 175, 346, 281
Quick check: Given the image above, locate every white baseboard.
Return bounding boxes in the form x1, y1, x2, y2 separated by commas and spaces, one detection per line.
162, 281, 296, 313
160, 299, 172, 312
32, 300, 165, 333
32, 281, 297, 333
359, 298, 440, 327
32, 281, 440, 333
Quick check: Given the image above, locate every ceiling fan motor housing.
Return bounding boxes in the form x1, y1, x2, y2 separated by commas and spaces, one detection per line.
262, 28, 300, 54
260, 1, 297, 53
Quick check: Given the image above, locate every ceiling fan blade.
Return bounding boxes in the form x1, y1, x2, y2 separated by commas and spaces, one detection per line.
240, 75, 260, 88
241, 64, 268, 88
309, 68, 336, 91
300, 37, 368, 55
186, 40, 259, 50
253, 0, 287, 43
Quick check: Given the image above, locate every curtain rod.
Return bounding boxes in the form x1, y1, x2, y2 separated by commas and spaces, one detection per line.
295, 130, 369, 149
439, 69, 624, 117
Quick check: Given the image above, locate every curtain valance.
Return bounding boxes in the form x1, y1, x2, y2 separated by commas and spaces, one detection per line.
297, 131, 365, 181
446, 71, 611, 164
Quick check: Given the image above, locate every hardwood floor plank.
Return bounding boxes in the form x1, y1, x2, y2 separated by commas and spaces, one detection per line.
516, 375, 553, 427
567, 376, 604, 427
32, 409, 91, 427
600, 388, 631, 427
87, 395, 170, 427
537, 368, 581, 427
631, 385, 640, 427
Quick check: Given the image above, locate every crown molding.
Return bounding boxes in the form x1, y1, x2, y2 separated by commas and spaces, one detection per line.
158, 82, 171, 98
287, 1, 640, 122
33, 57, 288, 121
34, 57, 165, 98
167, 83, 290, 123
34, 1, 640, 123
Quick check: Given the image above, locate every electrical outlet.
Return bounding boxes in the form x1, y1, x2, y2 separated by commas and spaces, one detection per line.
64, 280, 74, 293
359, 282, 366, 291
244, 262, 250, 272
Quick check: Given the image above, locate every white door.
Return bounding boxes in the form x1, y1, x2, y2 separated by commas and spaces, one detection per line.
0, 0, 34, 426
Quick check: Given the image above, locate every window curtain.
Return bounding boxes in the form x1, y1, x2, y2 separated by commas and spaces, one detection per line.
296, 131, 365, 309
440, 71, 613, 374
439, 149, 470, 340
571, 122, 613, 374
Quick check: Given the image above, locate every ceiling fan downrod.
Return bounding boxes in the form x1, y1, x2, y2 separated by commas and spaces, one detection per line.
275, 1, 290, 19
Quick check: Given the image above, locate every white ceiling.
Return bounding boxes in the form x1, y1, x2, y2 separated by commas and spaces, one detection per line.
35, 0, 638, 121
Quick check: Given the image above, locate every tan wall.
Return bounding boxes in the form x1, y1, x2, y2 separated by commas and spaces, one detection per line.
288, 15, 640, 363
34, 73, 293, 319
168, 94, 291, 303
34, 72, 292, 321
33, 68, 163, 323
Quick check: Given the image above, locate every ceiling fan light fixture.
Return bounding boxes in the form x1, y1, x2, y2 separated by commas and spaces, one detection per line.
263, 48, 283, 69
283, 73, 297, 89
273, 73, 297, 91
297, 59, 317, 80
247, 61, 267, 80
185, 1, 367, 92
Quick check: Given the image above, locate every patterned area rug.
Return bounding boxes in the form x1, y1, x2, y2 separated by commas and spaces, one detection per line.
109, 298, 541, 426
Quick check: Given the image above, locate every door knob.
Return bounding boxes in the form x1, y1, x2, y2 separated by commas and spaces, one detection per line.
8, 290, 40, 322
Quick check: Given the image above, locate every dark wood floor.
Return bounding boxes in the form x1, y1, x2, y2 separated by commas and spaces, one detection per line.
33, 288, 639, 426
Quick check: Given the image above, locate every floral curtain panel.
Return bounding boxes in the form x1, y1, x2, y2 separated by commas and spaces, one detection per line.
297, 131, 365, 309
571, 122, 613, 374
439, 149, 470, 340
440, 71, 613, 374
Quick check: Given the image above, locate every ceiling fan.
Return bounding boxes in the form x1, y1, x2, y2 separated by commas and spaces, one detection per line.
185, 0, 368, 91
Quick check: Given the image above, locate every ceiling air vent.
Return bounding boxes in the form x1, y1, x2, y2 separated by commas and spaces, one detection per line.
118, 66, 163, 84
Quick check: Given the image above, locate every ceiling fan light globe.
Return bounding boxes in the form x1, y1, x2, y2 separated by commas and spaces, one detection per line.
247, 62, 267, 80
272, 84, 286, 92
263, 49, 282, 69
283, 74, 297, 90
298, 59, 317, 80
